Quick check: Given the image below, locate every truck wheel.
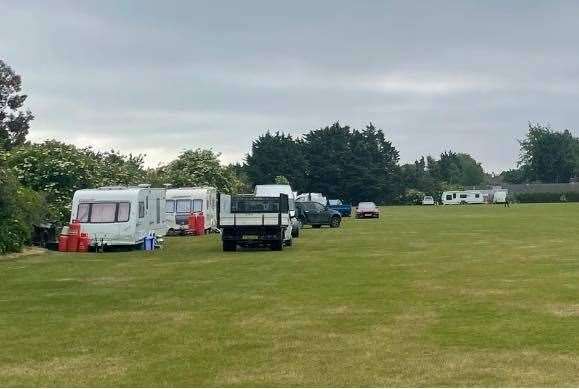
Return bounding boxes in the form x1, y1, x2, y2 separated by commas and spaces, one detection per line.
271, 240, 283, 251
292, 227, 300, 238
330, 216, 341, 228
223, 241, 237, 252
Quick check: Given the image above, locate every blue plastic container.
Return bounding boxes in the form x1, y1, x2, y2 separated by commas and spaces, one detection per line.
144, 234, 155, 251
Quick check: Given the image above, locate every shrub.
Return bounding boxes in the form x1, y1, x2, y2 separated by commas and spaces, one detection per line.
0, 168, 44, 254
3, 141, 145, 223
514, 192, 579, 203
402, 189, 425, 205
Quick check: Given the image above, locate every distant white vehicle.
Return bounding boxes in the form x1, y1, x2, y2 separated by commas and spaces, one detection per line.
442, 190, 484, 205
422, 196, 435, 205
296, 192, 327, 205
255, 184, 300, 237
493, 190, 508, 204
70, 186, 167, 248
165, 187, 217, 233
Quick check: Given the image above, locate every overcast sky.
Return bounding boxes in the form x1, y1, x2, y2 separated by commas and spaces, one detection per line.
2, 0, 578, 173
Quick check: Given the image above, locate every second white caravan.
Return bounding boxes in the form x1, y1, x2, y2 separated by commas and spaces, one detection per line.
442, 190, 484, 205
165, 187, 218, 233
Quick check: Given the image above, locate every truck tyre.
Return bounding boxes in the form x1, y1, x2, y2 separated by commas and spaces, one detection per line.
223, 241, 237, 252
330, 216, 341, 228
271, 240, 283, 251
292, 226, 300, 238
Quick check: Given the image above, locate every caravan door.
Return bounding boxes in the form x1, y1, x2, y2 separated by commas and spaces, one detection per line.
135, 194, 147, 241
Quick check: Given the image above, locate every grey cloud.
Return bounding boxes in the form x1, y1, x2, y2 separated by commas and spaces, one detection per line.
2, 0, 579, 173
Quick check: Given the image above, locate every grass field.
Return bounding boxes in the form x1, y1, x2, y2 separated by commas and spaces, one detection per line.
1, 204, 578, 387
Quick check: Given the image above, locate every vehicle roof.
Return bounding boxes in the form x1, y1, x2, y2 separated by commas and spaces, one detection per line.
442, 190, 482, 194
166, 187, 215, 199
255, 184, 295, 197
73, 187, 164, 201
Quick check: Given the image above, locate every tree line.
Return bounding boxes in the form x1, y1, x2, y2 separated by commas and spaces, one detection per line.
1, 58, 579, 253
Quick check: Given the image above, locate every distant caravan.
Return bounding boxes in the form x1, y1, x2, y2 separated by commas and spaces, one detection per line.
165, 187, 218, 234
493, 190, 508, 204
441, 190, 484, 205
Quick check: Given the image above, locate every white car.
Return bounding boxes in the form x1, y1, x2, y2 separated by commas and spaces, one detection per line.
422, 196, 435, 205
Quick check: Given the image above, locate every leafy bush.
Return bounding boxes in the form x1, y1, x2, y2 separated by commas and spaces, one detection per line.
515, 192, 579, 203
149, 149, 244, 193
0, 167, 44, 254
402, 189, 425, 205
3, 141, 146, 223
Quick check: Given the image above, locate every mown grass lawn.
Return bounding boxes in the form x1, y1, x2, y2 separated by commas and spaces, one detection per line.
1, 204, 578, 387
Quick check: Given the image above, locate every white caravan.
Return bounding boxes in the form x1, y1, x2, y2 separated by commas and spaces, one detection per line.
296, 192, 327, 205
255, 184, 300, 237
441, 190, 484, 205
165, 187, 218, 233
70, 186, 168, 247
493, 190, 508, 204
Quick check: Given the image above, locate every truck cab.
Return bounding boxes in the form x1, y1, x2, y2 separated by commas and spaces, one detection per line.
254, 184, 301, 238
218, 193, 293, 251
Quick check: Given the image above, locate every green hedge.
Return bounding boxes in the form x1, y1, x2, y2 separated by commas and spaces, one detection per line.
515, 192, 579, 203
0, 168, 44, 255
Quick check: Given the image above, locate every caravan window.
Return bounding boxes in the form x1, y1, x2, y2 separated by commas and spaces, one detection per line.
91, 203, 117, 223
77, 203, 90, 222
165, 200, 175, 213
446, 194, 452, 201
118, 202, 130, 222
77, 202, 131, 223
475, 193, 480, 198
176, 199, 191, 213
460, 194, 468, 199
139, 202, 145, 218
192, 199, 203, 212
453, 193, 457, 199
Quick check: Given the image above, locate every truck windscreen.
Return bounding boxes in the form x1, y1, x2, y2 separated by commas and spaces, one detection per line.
231, 197, 280, 213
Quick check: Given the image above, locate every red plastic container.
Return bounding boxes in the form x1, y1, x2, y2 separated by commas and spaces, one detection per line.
77, 233, 91, 252
69, 219, 81, 236
58, 235, 69, 252
67, 234, 79, 252
188, 213, 197, 234
195, 212, 205, 236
